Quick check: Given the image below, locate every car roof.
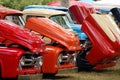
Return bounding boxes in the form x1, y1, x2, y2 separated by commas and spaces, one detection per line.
0, 6, 23, 15
23, 8, 66, 18
24, 5, 68, 11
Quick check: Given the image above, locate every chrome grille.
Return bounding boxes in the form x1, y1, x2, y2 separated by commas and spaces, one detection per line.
18, 52, 42, 70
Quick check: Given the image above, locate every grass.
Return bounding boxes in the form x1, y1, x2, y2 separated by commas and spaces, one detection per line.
43, 61, 120, 80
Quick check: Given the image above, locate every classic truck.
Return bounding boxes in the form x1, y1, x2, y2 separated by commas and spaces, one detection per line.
1, 6, 120, 76
23, 7, 87, 40
69, 5, 120, 70
23, 8, 77, 35
25, 17, 81, 76
0, 20, 45, 79
24, 5, 87, 40
0, 6, 81, 76
24, 4, 120, 70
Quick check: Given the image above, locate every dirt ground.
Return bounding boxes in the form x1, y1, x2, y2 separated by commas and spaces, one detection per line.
17, 60, 120, 80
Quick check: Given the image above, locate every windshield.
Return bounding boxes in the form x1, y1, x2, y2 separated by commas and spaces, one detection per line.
50, 15, 71, 29
25, 14, 72, 29
4, 15, 25, 27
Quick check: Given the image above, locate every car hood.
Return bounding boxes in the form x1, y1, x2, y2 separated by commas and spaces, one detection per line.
0, 20, 45, 53
82, 14, 120, 64
25, 17, 81, 51
69, 5, 96, 24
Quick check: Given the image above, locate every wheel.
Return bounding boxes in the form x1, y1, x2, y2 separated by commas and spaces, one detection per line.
76, 51, 94, 71
76, 39, 94, 71
76, 52, 94, 71
42, 73, 56, 78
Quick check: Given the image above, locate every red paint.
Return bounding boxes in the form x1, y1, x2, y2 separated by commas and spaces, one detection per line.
69, 5, 96, 24
0, 20, 45, 78
82, 14, 120, 69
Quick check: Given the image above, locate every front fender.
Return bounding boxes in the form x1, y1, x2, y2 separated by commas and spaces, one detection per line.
0, 47, 24, 78
41, 46, 63, 74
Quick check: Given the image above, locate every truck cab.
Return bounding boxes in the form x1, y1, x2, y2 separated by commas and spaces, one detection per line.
24, 5, 88, 40
0, 6, 25, 27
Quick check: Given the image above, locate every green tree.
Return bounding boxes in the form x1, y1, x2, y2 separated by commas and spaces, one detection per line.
0, 0, 58, 10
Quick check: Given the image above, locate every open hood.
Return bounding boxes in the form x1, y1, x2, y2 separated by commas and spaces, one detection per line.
0, 20, 45, 52
69, 5, 95, 24
25, 17, 81, 51
82, 14, 120, 64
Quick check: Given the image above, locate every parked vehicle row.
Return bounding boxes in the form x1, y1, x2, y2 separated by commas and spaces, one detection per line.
0, 6, 81, 79
0, 1, 120, 79
48, 0, 120, 70
24, 4, 120, 70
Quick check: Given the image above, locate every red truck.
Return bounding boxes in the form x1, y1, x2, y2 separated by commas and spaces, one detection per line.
69, 5, 120, 70
0, 20, 45, 79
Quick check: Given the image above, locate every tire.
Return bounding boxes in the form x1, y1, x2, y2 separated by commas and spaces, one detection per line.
76, 50, 94, 71
42, 73, 56, 78
76, 39, 94, 71
76, 54, 93, 71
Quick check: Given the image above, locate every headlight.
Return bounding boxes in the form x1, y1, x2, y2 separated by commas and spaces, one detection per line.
34, 56, 43, 70
20, 57, 25, 66
18, 56, 25, 70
